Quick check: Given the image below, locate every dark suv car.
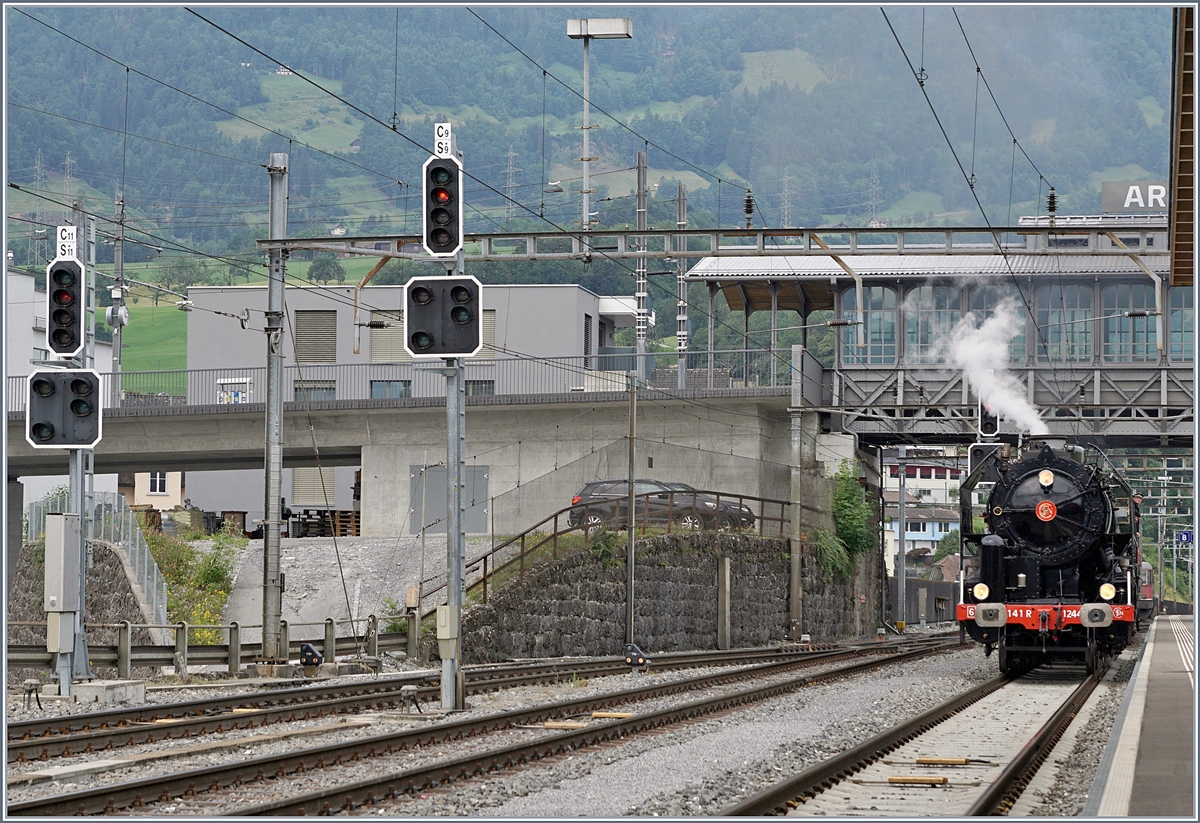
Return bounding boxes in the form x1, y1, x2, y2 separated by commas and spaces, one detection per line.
567, 479, 755, 530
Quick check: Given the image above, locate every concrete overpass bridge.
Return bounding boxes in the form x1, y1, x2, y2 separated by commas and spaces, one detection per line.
8, 341, 1192, 536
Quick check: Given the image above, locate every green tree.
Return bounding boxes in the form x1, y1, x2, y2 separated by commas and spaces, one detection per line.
308, 253, 346, 285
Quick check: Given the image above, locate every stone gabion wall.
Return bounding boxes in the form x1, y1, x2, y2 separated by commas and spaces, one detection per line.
7, 541, 159, 684
459, 532, 796, 664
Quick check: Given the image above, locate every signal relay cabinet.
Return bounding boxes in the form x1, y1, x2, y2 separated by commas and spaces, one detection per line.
44, 514, 81, 653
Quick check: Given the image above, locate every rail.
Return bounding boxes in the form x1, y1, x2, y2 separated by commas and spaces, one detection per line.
419, 490, 790, 619
5, 349, 798, 414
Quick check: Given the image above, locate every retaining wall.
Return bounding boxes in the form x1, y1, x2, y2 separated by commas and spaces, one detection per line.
7, 540, 159, 684
455, 530, 879, 664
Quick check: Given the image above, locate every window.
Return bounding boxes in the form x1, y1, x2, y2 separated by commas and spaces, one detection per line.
293, 310, 338, 363
370, 380, 411, 399
906, 521, 926, 532
148, 472, 168, 495
889, 466, 899, 477
294, 379, 336, 402
841, 286, 897, 365
369, 310, 410, 363
584, 313, 593, 357
969, 284, 1026, 361
935, 468, 947, 479
465, 380, 495, 396
293, 467, 335, 507
919, 467, 932, 479
1169, 287, 1194, 362
905, 286, 961, 364
1036, 284, 1092, 362
480, 309, 497, 359
905, 465, 917, 478
1102, 283, 1157, 362
32, 347, 49, 361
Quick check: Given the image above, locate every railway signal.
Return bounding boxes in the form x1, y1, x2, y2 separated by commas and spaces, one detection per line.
422, 155, 463, 258
46, 258, 85, 358
403, 275, 483, 358
978, 400, 1000, 437
25, 369, 103, 449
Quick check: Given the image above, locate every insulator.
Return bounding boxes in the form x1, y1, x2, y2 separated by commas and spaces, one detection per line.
1046, 187, 1057, 215
744, 189, 755, 228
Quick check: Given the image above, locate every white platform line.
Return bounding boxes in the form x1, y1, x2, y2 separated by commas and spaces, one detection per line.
1170, 616, 1194, 689
1096, 618, 1158, 816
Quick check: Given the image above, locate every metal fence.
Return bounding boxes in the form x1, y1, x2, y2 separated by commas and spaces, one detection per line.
6, 349, 801, 413
7, 616, 408, 674
26, 491, 169, 639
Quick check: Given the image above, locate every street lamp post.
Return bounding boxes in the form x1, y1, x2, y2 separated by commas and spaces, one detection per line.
567, 18, 631, 233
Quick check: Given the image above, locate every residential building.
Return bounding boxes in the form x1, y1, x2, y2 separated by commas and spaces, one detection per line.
178, 282, 644, 526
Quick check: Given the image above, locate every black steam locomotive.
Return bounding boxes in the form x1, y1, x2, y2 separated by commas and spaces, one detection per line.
957, 438, 1144, 674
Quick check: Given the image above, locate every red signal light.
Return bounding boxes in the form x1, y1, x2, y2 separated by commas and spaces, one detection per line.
431, 187, 452, 205
53, 289, 75, 307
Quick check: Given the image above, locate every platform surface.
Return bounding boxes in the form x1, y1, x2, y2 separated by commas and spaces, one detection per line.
1129, 614, 1195, 817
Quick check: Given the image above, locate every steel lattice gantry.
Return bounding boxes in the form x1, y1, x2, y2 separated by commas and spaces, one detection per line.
259, 220, 1192, 446
685, 220, 1192, 447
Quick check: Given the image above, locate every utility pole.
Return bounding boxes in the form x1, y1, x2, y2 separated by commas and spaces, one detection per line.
503, 147, 520, 222
676, 183, 688, 391
109, 196, 126, 407
262, 153, 288, 665
780, 168, 793, 230
626, 373, 637, 645
635, 150, 648, 383
896, 445, 907, 631
567, 18, 632, 233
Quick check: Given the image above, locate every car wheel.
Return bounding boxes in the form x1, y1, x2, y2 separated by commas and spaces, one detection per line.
713, 515, 736, 531
585, 513, 605, 528
675, 512, 704, 531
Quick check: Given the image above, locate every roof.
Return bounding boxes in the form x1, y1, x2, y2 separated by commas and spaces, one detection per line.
687, 252, 1169, 314
885, 506, 959, 521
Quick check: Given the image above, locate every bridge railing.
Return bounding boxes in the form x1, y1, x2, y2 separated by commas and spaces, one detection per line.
419, 490, 791, 621
6, 350, 797, 413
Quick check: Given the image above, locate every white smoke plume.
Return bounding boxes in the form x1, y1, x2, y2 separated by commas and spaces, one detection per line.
931, 298, 1050, 435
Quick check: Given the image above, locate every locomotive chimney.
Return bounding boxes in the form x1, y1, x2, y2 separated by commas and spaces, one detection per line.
1030, 434, 1068, 451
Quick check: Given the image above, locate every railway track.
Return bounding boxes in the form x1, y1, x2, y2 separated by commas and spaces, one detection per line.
722, 659, 1105, 816
7, 638, 957, 816
7, 639, 951, 764
5, 642, 895, 763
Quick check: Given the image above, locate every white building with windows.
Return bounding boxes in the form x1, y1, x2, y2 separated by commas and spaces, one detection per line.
177, 282, 643, 525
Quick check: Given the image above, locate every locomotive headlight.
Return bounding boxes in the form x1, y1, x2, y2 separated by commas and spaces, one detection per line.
972, 583, 990, 600
1099, 583, 1117, 601
1038, 469, 1055, 489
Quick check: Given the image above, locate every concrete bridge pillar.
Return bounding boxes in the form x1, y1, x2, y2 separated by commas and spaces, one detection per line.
360, 446, 412, 537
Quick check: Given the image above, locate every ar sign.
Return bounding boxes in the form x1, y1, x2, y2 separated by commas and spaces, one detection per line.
1101, 180, 1169, 213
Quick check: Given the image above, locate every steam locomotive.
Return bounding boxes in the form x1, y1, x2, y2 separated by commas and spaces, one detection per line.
957, 437, 1145, 674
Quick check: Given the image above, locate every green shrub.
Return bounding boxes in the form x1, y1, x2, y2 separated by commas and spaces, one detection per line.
833, 460, 875, 557
808, 525, 854, 579
380, 595, 407, 634
589, 528, 624, 567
